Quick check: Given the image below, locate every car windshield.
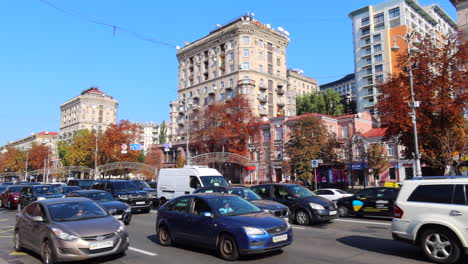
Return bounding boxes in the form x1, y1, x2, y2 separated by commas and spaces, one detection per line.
228, 188, 261, 201
33, 186, 60, 196
133, 181, 151, 189
7, 186, 21, 192
48, 201, 108, 222
287, 185, 316, 198
79, 180, 95, 187
200, 176, 229, 187
336, 190, 348, 194
208, 196, 262, 216
80, 192, 114, 202
63, 187, 81, 194
112, 182, 139, 191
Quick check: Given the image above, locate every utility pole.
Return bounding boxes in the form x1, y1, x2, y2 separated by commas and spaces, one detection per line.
24, 150, 29, 181
94, 124, 99, 180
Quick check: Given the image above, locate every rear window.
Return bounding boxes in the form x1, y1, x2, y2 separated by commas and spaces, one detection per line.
408, 185, 453, 204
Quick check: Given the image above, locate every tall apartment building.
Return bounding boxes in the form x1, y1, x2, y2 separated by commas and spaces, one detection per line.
60, 87, 118, 141
132, 122, 160, 154
320, 73, 357, 101
349, 0, 457, 116
451, 0, 468, 35
171, 14, 316, 141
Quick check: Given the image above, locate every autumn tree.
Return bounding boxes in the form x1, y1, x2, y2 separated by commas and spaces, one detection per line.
0, 153, 4, 172
377, 33, 467, 175
98, 120, 143, 164
175, 155, 185, 168
284, 116, 338, 181
297, 90, 344, 116
145, 147, 163, 168
28, 144, 50, 170
367, 143, 389, 179
2, 146, 26, 172
58, 130, 95, 168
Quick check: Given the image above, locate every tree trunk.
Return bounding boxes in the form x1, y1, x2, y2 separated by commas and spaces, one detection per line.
443, 164, 452, 176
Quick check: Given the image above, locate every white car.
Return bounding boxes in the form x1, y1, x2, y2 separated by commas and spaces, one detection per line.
391, 176, 468, 264
315, 188, 353, 201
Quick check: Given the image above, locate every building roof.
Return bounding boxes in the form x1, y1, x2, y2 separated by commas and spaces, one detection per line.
36, 131, 59, 136
361, 128, 387, 138
320, 73, 355, 90
81, 87, 105, 95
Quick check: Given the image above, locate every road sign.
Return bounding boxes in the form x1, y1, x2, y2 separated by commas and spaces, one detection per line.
311, 160, 319, 168
130, 144, 142, 151
121, 150, 128, 154
121, 144, 128, 150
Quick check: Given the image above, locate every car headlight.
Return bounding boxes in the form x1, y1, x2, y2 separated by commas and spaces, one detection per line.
263, 209, 274, 214
37, 197, 46, 201
124, 207, 131, 212
309, 203, 325, 210
243, 226, 265, 235
285, 220, 291, 230
52, 228, 79, 241
118, 195, 129, 200
117, 221, 125, 232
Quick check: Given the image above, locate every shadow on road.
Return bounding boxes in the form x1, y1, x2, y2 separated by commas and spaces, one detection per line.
337, 235, 426, 262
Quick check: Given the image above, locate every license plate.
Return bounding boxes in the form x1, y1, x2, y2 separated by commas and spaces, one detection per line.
136, 201, 145, 205
89, 240, 113, 250
113, 215, 122, 220
329, 211, 337, 216
272, 234, 288, 243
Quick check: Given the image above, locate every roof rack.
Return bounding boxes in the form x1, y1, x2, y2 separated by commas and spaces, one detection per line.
411, 176, 468, 180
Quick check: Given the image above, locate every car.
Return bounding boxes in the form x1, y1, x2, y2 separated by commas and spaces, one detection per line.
92, 180, 152, 213
391, 176, 468, 264
148, 181, 157, 189
156, 193, 292, 260
61, 186, 82, 195
251, 184, 338, 225
0, 185, 21, 209
315, 188, 353, 201
67, 190, 132, 225
1, 182, 14, 186
18, 185, 63, 209
336, 187, 400, 218
194, 186, 289, 222
18, 182, 41, 186
14, 197, 129, 263
131, 180, 158, 205
67, 179, 95, 190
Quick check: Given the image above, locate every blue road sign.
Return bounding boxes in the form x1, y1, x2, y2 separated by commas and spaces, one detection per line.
130, 144, 142, 151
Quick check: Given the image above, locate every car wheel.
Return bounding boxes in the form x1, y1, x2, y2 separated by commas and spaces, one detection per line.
218, 234, 239, 261
295, 210, 310, 225
13, 230, 22, 251
158, 225, 172, 246
41, 240, 56, 264
338, 206, 349, 217
420, 228, 461, 264
159, 197, 167, 206
7, 200, 13, 210
142, 208, 151, 214
124, 220, 130, 225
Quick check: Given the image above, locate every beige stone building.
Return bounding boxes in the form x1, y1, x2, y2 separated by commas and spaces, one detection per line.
59, 87, 118, 141
451, 0, 468, 35
0, 131, 58, 153
171, 14, 317, 142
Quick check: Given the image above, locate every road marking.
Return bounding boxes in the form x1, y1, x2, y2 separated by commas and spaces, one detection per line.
150, 210, 158, 214
129, 247, 158, 256
292, 225, 306, 230
334, 219, 391, 226
9, 251, 27, 255
0, 236, 13, 238
0, 228, 13, 234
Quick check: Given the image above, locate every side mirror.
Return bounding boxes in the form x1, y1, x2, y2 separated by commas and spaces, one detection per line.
31, 216, 44, 222
202, 212, 213, 218
108, 209, 117, 215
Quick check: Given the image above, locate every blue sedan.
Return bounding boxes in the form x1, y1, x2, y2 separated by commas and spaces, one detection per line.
156, 193, 292, 260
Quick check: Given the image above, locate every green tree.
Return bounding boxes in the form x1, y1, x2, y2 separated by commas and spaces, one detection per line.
297, 90, 344, 116
60, 129, 95, 168
159, 121, 167, 144
137, 151, 145, 163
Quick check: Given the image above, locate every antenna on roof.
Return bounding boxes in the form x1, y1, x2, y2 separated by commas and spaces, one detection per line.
277, 26, 284, 32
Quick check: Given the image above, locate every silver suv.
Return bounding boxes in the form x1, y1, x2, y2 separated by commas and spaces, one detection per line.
391, 177, 468, 264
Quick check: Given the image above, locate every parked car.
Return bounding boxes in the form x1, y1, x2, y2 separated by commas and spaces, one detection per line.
67, 190, 132, 225
157, 166, 228, 204
92, 180, 152, 213
336, 187, 400, 218
156, 193, 292, 260
1, 182, 14, 186
194, 186, 289, 221
392, 176, 468, 264
61, 186, 82, 195
14, 198, 129, 263
315, 188, 353, 201
251, 184, 338, 225
148, 182, 157, 189
0, 185, 21, 209
18, 182, 41, 186
18, 185, 63, 209
67, 179, 95, 190
131, 180, 158, 205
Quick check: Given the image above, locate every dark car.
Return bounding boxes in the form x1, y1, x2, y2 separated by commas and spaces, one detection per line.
194, 186, 289, 221
0, 185, 21, 209
14, 198, 129, 263
61, 186, 82, 195
131, 180, 158, 205
67, 190, 132, 225
156, 193, 292, 260
18, 185, 63, 209
336, 187, 400, 218
67, 179, 95, 190
18, 182, 41, 186
1, 182, 14, 186
92, 180, 152, 213
251, 184, 338, 225
148, 182, 157, 189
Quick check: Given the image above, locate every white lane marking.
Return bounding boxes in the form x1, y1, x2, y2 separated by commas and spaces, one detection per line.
129, 247, 158, 256
150, 210, 158, 214
292, 225, 306, 230
334, 219, 391, 226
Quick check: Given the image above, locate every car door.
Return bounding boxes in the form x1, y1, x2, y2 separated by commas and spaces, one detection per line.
351, 188, 377, 215
165, 197, 192, 241
29, 204, 49, 252
451, 184, 468, 239
251, 185, 272, 200
19, 203, 38, 249
272, 185, 295, 208
186, 198, 218, 247
375, 188, 399, 216
21, 187, 32, 208
316, 190, 335, 201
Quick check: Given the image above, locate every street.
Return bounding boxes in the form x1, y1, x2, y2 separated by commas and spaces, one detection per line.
0, 208, 434, 264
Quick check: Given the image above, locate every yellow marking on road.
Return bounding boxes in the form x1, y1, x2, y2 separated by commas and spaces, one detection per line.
0, 219, 8, 221
0, 235, 12, 238
0, 228, 13, 233
9, 251, 27, 255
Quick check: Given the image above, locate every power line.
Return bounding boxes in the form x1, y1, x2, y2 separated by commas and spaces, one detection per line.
38, 0, 177, 48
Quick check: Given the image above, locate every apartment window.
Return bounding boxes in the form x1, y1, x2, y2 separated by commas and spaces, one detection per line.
361, 17, 370, 26
242, 36, 250, 45
375, 75, 384, 83
259, 64, 264, 72
342, 126, 349, 139
373, 34, 381, 42
229, 52, 234, 61
268, 65, 273, 74
259, 39, 264, 47
220, 93, 225, 101
264, 130, 271, 141
362, 28, 370, 35
367, 88, 373, 95
229, 79, 233, 88
390, 18, 400, 28
220, 81, 224, 89
259, 51, 264, 60
365, 47, 371, 54
374, 54, 383, 62
374, 44, 382, 52
387, 143, 395, 156
242, 62, 249, 70
374, 23, 385, 31
365, 38, 371, 45
287, 97, 291, 104
229, 64, 234, 72
375, 64, 383, 72
374, 13, 384, 24
189, 91, 193, 97
204, 87, 208, 94
276, 57, 281, 66
277, 70, 281, 76
276, 46, 281, 53
389, 7, 400, 18
275, 127, 283, 140
228, 40, 234, 49
287, 109, 292, 116
260, 79, 264, 87
243, 49, 249, 57
369, 98, 374, 103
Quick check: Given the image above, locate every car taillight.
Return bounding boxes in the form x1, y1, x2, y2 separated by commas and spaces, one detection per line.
394, 204, 404, 218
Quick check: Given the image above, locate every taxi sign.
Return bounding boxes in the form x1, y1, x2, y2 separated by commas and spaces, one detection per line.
384, 182, 401, 188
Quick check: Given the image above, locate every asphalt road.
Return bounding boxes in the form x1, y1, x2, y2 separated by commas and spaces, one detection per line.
0, 207, 454, 264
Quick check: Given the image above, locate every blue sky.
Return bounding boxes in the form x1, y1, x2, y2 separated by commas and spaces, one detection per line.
0, 0, 456, 144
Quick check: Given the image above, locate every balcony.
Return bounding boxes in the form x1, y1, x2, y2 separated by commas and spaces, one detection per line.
208, 88, 216, 95
259, 109, 268, 116
193, 93, 200, 99
191, 105, 200, 111
362, 102, 376, 108
277, 101, 285, 107
277, 87, 285, 95
238, 79, 255, 86
363, 93, 374, 98
178, 107, 185, 115
177, 118, 185, 126
258, 95, 267, 103
259, 84, 268, 91
225, 85, 233, 91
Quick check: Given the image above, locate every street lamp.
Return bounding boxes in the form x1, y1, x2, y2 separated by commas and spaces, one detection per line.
94, 123, 100, 180
391, 30, 422, 178
179, 99, 193, 166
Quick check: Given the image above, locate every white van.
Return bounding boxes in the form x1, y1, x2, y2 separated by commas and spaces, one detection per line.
157, 166, 229, 203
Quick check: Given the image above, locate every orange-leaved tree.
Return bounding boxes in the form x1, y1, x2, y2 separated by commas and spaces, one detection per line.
28, 144, 50, 170
2, 146, 26, 172
98, 120, 143, 164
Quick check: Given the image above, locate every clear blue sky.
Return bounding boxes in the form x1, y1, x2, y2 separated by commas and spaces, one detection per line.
0, 0, 456, 145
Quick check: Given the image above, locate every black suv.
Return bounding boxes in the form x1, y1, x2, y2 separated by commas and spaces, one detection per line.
251, 183, 338, 225
18, 185, 63, 209
67, 179, 95, 190
336, 187, 400, 218
131, 180, 158, 206
91, 180, 152, 213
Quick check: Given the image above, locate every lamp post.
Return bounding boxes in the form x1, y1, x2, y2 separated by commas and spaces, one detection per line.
179, 99, 192, 166
391, 30, 423, 178
94, 123, 100, 180
24, 150, 29, 181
